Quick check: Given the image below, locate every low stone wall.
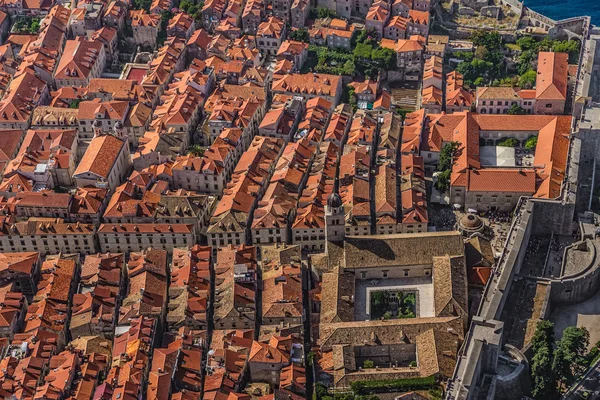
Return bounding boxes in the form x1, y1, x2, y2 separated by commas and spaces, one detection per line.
499, 0, 523, 16
495, 344, 529, 400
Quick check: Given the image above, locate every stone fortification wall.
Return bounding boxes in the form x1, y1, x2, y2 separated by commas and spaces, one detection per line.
495, 345, 529, 400
549, 239, 600, 305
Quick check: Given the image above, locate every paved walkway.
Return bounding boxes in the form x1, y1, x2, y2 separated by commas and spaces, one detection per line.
354, 277, 434, 321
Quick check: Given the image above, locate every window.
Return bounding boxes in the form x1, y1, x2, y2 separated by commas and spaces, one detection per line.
360, 271, 367, 279
403, 270, 409, 277
476, 196, 482, 202
546, 103, 552, 108
382, 270, 388, 278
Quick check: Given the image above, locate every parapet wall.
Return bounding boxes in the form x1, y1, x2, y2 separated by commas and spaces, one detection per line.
549, 239, 600, 305
499, 0, 523, 16
495, 345, 529, 400
521, 7, 556, 31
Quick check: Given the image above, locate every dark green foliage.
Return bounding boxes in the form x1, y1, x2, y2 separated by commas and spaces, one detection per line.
350, 376, 436, 394
519, 69, 537, 89
516, 36, 538, 51
179, 0, 204, 20
438, 141, 460, 172
395, 109, 410, 119
289, 27, 310, 43
13, 16, 40, 34
471, 30, 502, 50
455, 30, 506, 87
497, 138, 519, 147
553, 326, 590, 388
531, 320, 557, 399
435, 168, 451, 194
507, 104, 527, 115
532, 344, 556, 399
315, 384, 328, 400
308, 29, 390, 79
353, 42, 373, 60
525, 135, 538, 149
133, 0, 152, 11
188, 144, 205, 157
552, 40, 580, 63
310, 6, 337, 19
435, 141, 460, 194
343, 84, 357, 111
370, 290, 416, 319
516, 36, 580, 70
363, 360, 374, 368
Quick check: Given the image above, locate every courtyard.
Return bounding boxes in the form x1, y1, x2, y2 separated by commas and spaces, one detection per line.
551, 288, 600, 351
354, 277, 435, 321
479, 146, 535, 168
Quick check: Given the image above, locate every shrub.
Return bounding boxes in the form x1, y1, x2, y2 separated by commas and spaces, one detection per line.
363, 360, 375, 369
435, 170, 451, 194
519, 69, 537, 89
497, 138, 519, 147
525, 135, 538, 150
350, 376, 436, 394
409, 361, 417, 367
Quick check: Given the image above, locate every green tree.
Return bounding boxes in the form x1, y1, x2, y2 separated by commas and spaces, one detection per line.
363, 360, 375, 369
438, 141, 460, 172
29, 19, 40, 33
383, 311, 393, 320
531, 344, 557, 399
315, 383, 328, 400
434, 169, 451, 193
517, 51, 535, 75
342, 60, 355, 76
395, 109, 410, 119
353, 42, 373, 60
531, 320, 555, 351
371, 47, 395, 69
553, 326, 590, 388
553, 40, 580, 63
347, 86, 357, 111
530, 320, 557, 399
473, 77, 485, 87
133, 0, 152, 11
507, 104, 526, 115
160, 10, 173, 29
525, 135, 538, 150
371, 291, 385, 308
497, 138, 519, 147
188, 144, 205, 157
315, 6, 336, 18
289, 27, 310, 43
179, 0, 193, 12
519, 69, 537, 89
517, 36, 538, 51
471, 30, 502, 50
403, 292, 416, 307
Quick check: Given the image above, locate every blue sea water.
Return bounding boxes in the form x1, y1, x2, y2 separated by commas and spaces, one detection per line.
523, 0, 600, 25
